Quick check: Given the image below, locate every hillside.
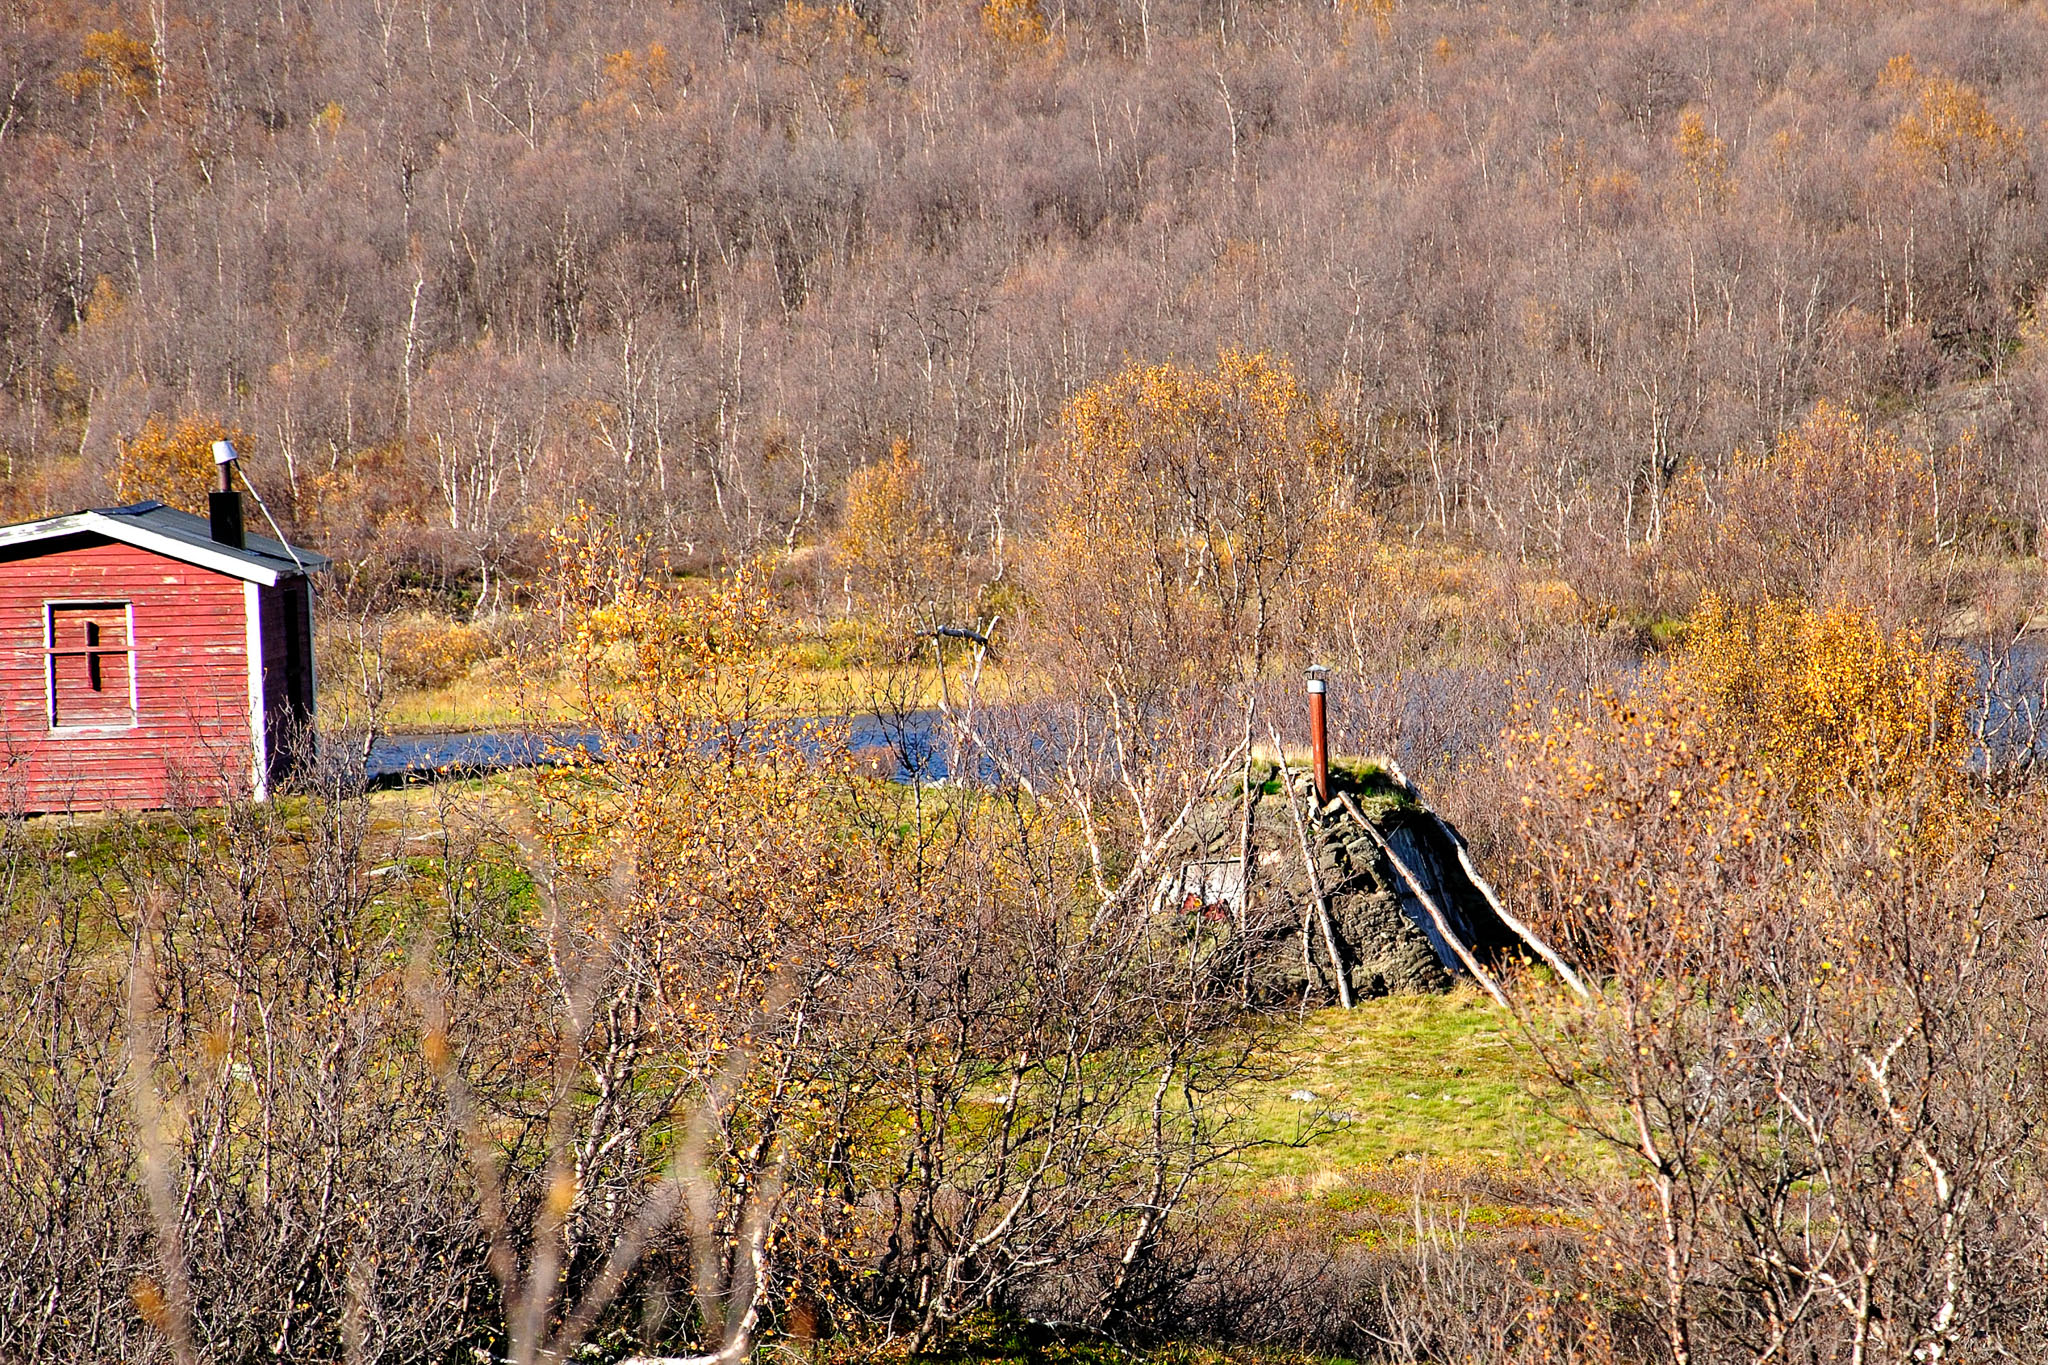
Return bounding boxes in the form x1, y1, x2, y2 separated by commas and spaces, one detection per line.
4, 0, 2046, 613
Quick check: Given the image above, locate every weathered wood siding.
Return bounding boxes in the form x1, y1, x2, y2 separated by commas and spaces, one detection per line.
0, 533, 256, 812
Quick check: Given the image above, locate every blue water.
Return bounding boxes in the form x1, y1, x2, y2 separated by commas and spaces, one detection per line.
365, 711, 951, 786
362, 638, 2048, 789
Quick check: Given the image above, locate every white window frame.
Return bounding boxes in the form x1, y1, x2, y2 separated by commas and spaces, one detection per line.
45, 599, 139, 732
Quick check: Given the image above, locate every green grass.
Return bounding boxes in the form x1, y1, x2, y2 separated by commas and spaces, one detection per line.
315, 672, 568, 733
1234, 988, 1602, 1181
916, 1311, 1323, 1365
375, 681, 541, 730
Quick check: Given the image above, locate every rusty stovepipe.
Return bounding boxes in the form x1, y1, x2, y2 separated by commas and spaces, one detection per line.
1305, 665, 1331, 807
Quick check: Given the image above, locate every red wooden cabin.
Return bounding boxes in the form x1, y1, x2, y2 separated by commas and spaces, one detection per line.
0, 499, 329, 813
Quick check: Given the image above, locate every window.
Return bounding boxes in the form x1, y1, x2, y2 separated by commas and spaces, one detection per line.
49, 602, 135, 728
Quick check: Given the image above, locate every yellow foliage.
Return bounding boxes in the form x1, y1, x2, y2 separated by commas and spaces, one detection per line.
82, 275, 126, 330
1029, 350, 1345, 685
607, 42, 672, 90
1672, 594, 1968, 819
835, 439, 954, 617
535, 555, 889, 1066
982, 0, 1049, 46
1505, 596, 1972, 975
378, 613, 496, 690
1662, 401, 1939, 609
1675, 109, 1731, 210
1305, 519, 1535, 670
115, 414, 246, 514
1750, 402, 1932, 520
582, 44, 674, 122
1333, 0, 1396, 41
1505, 682, 1771, 959
768, 1, 878, 77
526, 548, 928, 1303
56, 29, 156, 104
763, 2, 882, 129
1888, 64, 2025, 186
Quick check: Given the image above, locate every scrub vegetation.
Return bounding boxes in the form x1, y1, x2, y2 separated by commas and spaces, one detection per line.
8, 0, 2048, 1360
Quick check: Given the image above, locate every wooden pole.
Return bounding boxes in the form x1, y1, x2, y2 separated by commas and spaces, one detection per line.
1436, 818, 1592, 1002
1338, 793, 1510, 1011
1270, 723, 1352, 1008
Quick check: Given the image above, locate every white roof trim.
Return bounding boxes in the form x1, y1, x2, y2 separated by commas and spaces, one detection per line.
0, 510, 287, 585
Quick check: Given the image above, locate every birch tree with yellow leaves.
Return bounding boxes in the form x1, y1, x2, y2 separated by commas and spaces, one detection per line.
1004, 352, 1356, 916
1502, 594, 2048, 1364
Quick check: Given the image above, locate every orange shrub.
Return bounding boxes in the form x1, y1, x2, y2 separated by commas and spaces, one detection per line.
1504, 594, 1969, 954
115, 415, 247, 514
835, 439, 954, 618
1028, 350, 1344, 687
1659, 402, 1947, 614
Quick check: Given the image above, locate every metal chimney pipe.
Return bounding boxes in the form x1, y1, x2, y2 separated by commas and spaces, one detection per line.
1305, 666, 1331, 808
209, 440, 246, 548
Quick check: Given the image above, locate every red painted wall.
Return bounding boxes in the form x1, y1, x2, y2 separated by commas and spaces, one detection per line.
0, 535, 255, 813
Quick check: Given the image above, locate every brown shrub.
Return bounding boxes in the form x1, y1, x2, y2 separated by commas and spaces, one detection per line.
376, 613, 497, 690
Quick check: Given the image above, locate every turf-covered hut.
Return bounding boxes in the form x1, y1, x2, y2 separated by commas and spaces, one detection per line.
0, 496, 329, 813
1166, 759, 1519, 1002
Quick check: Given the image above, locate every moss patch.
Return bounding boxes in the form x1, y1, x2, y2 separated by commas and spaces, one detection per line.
1233, 988, 1603, 1181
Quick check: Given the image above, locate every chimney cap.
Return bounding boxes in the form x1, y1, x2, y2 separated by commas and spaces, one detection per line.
1304, 664, 1330, 693
212, 439, 238, 466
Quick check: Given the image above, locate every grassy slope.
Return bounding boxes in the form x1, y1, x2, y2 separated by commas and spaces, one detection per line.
1212, 989, 1609, 1273
1237, 988, 1606, 1182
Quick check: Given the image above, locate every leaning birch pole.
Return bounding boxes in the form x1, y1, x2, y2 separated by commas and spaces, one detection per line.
1270, 731, 1353, 1008
1435, 816, 1592, 1002
1337, 793, 1510, 1011
1377, 760, 1591, 1003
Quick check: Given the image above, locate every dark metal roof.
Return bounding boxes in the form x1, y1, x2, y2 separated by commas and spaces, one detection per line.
0, 499, 330, 585
95, 500, 330, 575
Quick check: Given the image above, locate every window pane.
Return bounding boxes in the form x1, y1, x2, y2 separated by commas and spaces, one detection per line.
51, 604, 129, 649
49, 603, 135, 727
